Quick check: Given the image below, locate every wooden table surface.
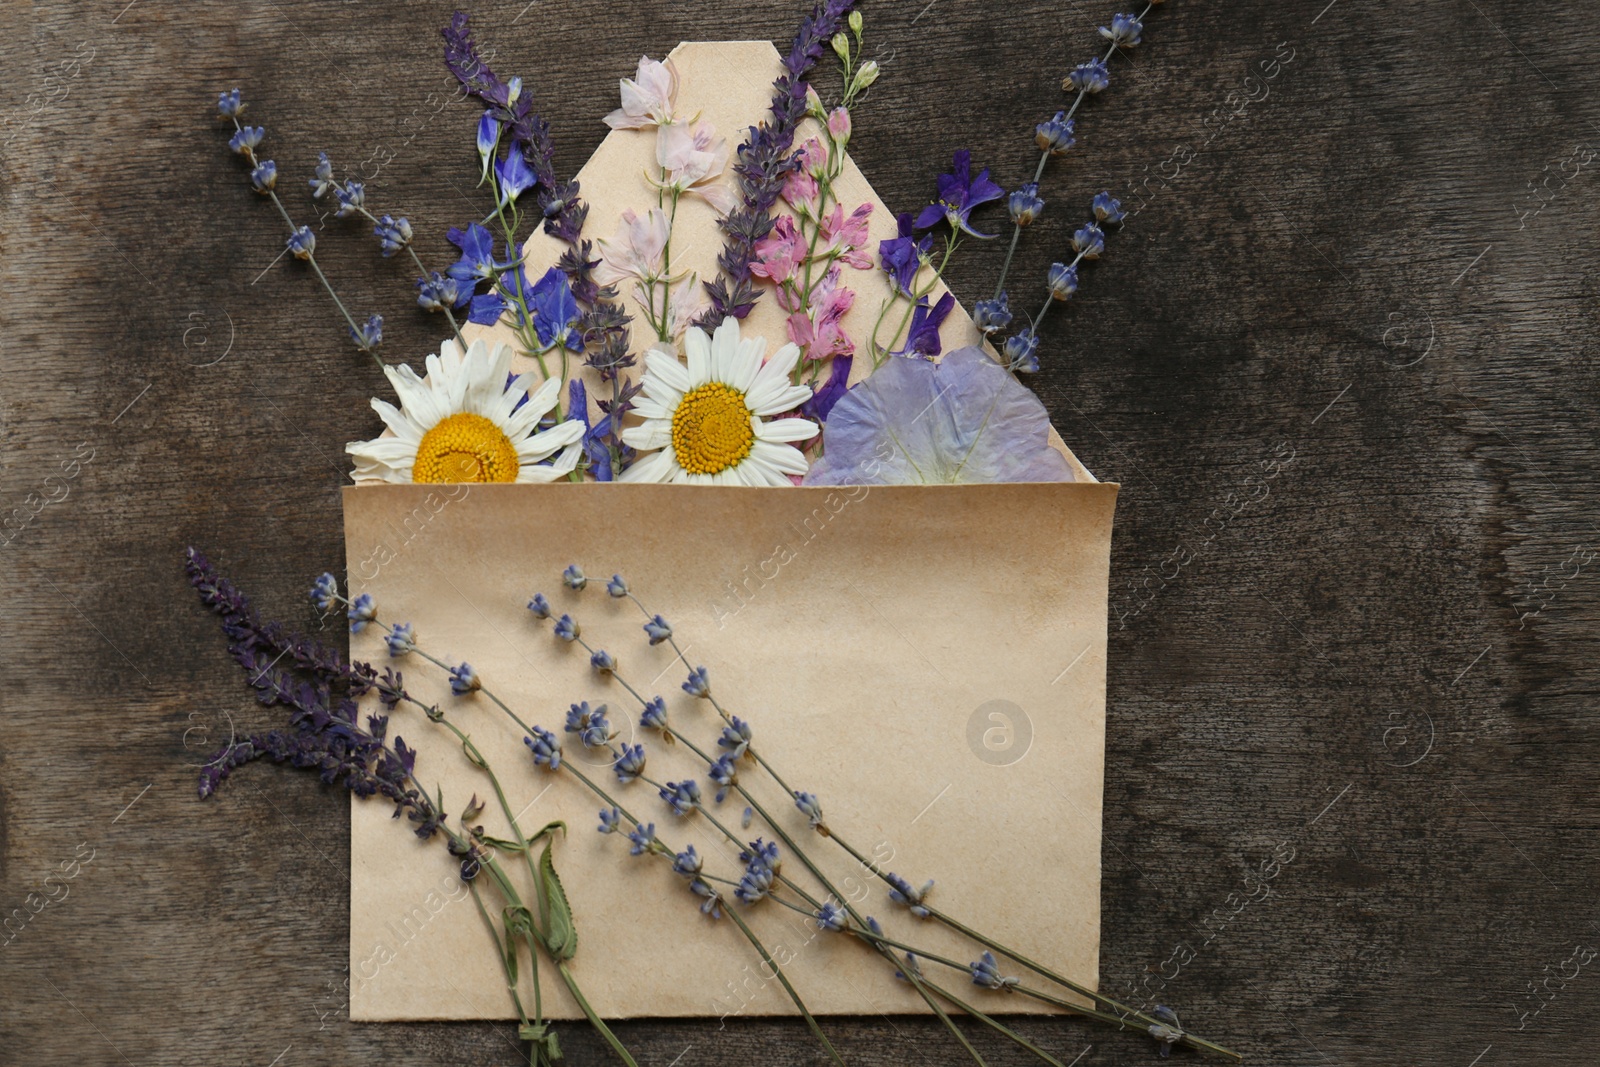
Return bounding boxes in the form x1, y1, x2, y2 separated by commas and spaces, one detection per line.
3, 1, 1597, 1064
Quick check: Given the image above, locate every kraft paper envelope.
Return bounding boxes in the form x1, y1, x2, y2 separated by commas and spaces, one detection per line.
346, 481, 1116, 1020
344, 40, 1118, 1021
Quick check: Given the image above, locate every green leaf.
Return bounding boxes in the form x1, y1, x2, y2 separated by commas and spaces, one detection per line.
500, 914, 519, 987
539, 840, 578, 961
477, 834, 526, 854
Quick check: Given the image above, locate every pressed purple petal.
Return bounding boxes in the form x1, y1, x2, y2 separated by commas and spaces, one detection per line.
803, 348, 1075, 485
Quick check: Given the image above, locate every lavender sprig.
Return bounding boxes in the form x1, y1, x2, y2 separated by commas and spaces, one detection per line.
989, 1, 1160, 302
215, 93, 383, 371
700, 0, 863, 328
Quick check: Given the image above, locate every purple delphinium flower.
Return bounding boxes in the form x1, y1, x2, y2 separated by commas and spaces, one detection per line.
913, 150, 1005, 239
892, 292, 955, 360
495, 150, 537, 204
804, 347, 1074, 486
801, 353, 852, 424
699, 0, 863, 328
878, 211, 933, 297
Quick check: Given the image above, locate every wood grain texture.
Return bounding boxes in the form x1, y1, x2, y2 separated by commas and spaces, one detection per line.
1, 1, 1597, 1065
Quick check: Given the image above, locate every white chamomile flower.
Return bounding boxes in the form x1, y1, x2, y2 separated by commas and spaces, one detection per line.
620, 318, 816, 485
346, 337, 585, 484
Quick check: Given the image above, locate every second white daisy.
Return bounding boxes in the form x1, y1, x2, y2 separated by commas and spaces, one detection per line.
620, 318, 816, 485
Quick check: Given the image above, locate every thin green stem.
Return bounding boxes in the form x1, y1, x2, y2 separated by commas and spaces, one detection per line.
469, 880, 531, 1028
556, 963, 640, 1067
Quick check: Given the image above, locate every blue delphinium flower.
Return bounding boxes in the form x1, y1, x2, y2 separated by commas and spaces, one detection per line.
970, 951, 1020, 990
613, 743, 647, 783
1007, 182, 1044, 227
562, 565, 587, 590
672, 845, 703, 877
590, 648, 616, 674
597, 807, 622, 834
448, 662, 481, 695
794, 791, 825, 828
525, 725, 562, 770
1034, 111, 1076, 154
415, 272, 462, 312
217, 89, 244, 118
683, 666, 711, 698
878, 211, 932, 296
348, 313, 383, 351
564, 702, 612, 747
347, 593, 377, 632
286, 226, 316, 260
527, 592, 551, 619
476, 111, 500, 183
1004, 330, 1041, 374
530, 267, 581, 351
1072, 222, 1106, 259
627, 821, 657, 855
815, 902, 848, 932
718, 716, 753, 760
914, 149, 1006, 238
445, 222, 509, 286
229, 126, 265, 155
887, 873, 935, 918
385, 622, 417, 657
659, 779, 701, 816
553, 614, 580, 642
893, 292, 955, 360
310, 573, 339, 611
249, 160, 277, 193
308, 151, 337, 199
335, 181, 366, 218
973, 293, 1013, 336
639, 696, 669, 733
374, 215, 414, 257
496, 150, 537, 204
605, 574, 628, 598
1068, 58, 1111, 94
708, 755, 739, 803
1092, 191, 1127, 223
1047, 262, 1080, 301
643, 615, 672, 645
1100, 13, 1144, 47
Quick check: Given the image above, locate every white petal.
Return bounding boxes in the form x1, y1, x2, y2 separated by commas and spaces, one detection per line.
505, 377, 564, 439
746, 379, 813, 417
620, 421, 671, 452
370, 398, 424, 443
749, 438, 809, 476
755, 417, 820, 444
516, 418, 585, 461
728, 341, 762, 394
620, 448, 676, 483
387, 363, 444, 430
630, 396, 677, 421
517, 440, 584, 482
644, 348, 692, 394
684, 327, 712, 386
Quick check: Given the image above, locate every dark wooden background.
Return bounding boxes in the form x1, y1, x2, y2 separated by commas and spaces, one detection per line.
3, 0, 1597, 1064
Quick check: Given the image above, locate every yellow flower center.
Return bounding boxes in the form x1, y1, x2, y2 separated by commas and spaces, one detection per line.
412, 413, 520, 483
671, 382, 755, 475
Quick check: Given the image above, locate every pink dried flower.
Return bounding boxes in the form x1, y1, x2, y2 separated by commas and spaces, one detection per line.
665, 273, 711, 339
786, 267, 856, 364
604, 56, 679, 130
827, 107, 852, 144
781, 138, 827, 209
656, 119, 737, 215
594, 207, 671, 285
750, 215, 806, 285
819, 202, 874, 270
